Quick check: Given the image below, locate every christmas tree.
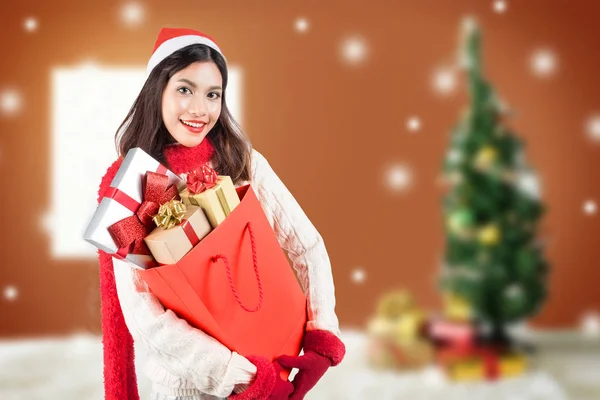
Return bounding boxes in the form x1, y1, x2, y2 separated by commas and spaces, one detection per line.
441, 18, 549, 342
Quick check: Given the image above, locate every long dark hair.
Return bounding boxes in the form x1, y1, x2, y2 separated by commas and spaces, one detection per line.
115, 44, 251, 183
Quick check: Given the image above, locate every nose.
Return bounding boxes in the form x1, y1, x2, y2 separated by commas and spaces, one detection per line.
188, 96, 207, 117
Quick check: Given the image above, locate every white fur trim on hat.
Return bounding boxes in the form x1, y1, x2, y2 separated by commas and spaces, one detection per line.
146, 35, 226, 75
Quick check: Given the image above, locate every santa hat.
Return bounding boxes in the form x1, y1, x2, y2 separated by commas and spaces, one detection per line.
146, 27, 226, 75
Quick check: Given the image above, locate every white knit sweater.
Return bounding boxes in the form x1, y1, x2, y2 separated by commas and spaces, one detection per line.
112, 149, 341, 398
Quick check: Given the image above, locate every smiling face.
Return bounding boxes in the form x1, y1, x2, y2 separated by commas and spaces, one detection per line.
161, 61, 223, 147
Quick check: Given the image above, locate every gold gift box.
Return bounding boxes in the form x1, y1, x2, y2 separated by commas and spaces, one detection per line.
144, 205, 212, 265
179, 176, 240, 228
446, 353, 527, 381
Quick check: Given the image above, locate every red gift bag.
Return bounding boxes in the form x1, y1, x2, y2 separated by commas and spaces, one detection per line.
138, 185, 307, 378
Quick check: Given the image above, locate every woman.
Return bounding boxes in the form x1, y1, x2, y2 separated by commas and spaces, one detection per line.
97, 27, 345, 400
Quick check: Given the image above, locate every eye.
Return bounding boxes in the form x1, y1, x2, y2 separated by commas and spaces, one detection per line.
177, 87, 192, 95
208, 92, 222, 100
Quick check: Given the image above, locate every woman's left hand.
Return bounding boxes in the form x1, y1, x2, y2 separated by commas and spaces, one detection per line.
276, 330, 346, 400
277, 351, 330, 400
268, 361, 294, 399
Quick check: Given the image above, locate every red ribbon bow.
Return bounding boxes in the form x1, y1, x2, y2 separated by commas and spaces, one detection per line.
108, 171, 180, 257
186, 164, 218, 194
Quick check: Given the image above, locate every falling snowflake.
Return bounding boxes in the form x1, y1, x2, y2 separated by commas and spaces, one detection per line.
406, 116, 422, 132
583, 200, 597, 215
340, 35, 368, 66
580, 311, 600, 338
493, 0, 508, 14
0, 89, 22, 116
488, 94, 511, 116
24, 17, 39, 32
385, 163, 413, 193
3, 285, 18, 302
530, 49, 558, 78
446, 149, 463, 165
516, 170, 541, 200
294, 17, 309, 33
351, 267, 366, 284
505, 284, 523, 298
432, 66, 457, 96
585, 114, 600, 142
121, 2, 145, 27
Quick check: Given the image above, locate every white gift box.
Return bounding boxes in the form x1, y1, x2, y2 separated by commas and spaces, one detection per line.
83, 147, 185, 269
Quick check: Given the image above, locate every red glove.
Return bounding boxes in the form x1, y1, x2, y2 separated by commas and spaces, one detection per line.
269, 362, 294, 399
229, 356, 293, 400
277, 330, 346, 400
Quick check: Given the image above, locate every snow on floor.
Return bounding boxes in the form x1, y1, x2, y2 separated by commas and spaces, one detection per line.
0, 330, 572, 400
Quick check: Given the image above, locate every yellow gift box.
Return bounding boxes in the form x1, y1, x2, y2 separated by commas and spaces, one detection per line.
499, 354, 528, 377
179, 176, 240, 228
447, 354, 527, 381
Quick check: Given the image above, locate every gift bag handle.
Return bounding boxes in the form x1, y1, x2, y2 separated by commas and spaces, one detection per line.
211, 222, 264, 313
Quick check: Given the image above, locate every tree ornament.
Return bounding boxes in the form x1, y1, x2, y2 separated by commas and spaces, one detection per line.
478, 223, 501, 245
443, 291, 473, 321
474, 146, 498, 171
447, 209, 475, 235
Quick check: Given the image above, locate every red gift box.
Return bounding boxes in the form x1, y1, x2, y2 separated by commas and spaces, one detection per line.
428, 318, 475, 346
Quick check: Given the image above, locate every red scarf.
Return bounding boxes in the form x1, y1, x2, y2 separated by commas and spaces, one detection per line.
97, 139, 215, 400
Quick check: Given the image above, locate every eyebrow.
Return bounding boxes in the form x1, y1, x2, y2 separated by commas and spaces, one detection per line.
176, 79, 222, 91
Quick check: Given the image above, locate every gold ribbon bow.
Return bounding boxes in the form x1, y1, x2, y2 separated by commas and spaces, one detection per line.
153, 200, 187, 229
